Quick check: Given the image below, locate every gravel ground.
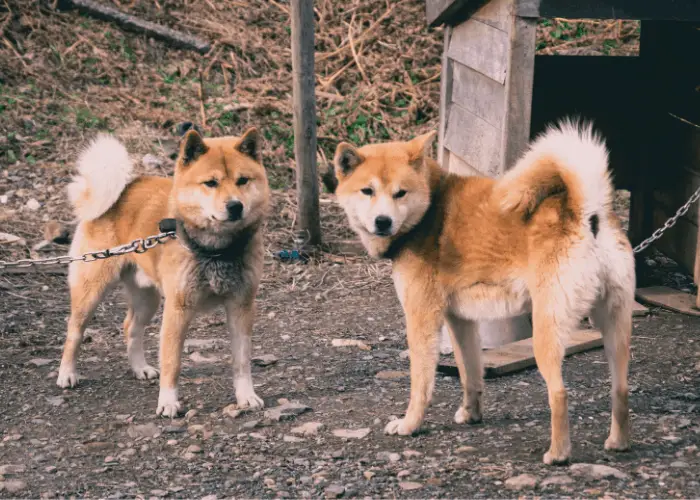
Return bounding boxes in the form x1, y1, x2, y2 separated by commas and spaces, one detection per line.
1, 262, 699, 498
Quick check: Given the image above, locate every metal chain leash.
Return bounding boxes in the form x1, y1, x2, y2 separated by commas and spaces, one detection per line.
2, 189, 700, 271
0, 230, 176, 271
632, 186, 700, 255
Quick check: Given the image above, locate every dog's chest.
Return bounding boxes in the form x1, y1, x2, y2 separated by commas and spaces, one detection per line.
193, 257, 251, 296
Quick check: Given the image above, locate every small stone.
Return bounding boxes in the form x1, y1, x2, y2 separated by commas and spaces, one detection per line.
142, 154, 164, 170
376, 451, 401, 463
455, 446, 477, 454
0, 232, 24, 245
399, 349, 410, 359
249, 432, 266, 440
284, 435, 304, 443
45, 396, 65, 407
363, 471, 375, 480
375, 370, 409, 380
45, 466, 57, 474
264, 478, 276, 488
670, 461, 689, 468
540, 475, 573, 488
291, 422, 324, 436
252, 354, 278, 367
163, 425, 186, 434
426, 478, 443, 486
570, 463, 628, 480
2, 480, 27, 493
25, 198, 40, 211
324, 484, 345, 498
189, 351, 218, 363
399, 482, 423, 491
127, 423, 160, 439
104, 456, 117, 464
332, 428, 370, 439
331, 339, 371, 351
200, 495, 217, 500
167, 440, 178, 446
150, 489, 168, 498
29, 358, 53, 367
185, 409, 198, 420
402, 449, 422, 458
187, 445, 202, 454
505, 474, 538, 490
397, 470, 411, 478
242, 420, 260, 429
263, 402, 311, 422
0, 465, 26, 475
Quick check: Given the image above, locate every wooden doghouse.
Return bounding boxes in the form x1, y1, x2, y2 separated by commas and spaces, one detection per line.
428, 0, 700, 352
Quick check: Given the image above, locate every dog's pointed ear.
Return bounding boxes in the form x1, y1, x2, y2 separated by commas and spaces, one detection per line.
235, 127, 261, 161
180, 129, 208, 166
334, 142, 364, 179
407, 130, 437, 170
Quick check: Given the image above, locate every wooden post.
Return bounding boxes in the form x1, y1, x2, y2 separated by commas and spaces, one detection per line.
290, 0, 322, 247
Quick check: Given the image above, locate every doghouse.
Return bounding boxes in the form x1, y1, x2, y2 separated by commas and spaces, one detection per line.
427, 0, 700, 350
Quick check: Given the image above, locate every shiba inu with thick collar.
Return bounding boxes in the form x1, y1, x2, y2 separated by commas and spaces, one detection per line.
57, 127, 270, 417
330, 121, 634, 464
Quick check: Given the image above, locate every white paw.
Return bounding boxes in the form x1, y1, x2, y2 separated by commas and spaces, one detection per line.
156, 388, 182, 418
454, 406, 469, 424
384, 418, 417, 436
56, 368, 79, 388
236, 386, 264, 410
132, 364, 159, 380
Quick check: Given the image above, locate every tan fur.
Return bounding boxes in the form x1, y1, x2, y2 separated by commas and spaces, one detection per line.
332, 124, 634, 464
57, 128, 270, 418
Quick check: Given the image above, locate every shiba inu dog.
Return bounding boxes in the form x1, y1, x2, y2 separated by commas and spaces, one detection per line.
57, 127, 270, 417
329, 121, 634, 464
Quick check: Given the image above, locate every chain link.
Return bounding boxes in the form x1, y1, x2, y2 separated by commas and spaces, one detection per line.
2, 188, 700, 270
632, 186, 700, 255
0, 231, 176, 271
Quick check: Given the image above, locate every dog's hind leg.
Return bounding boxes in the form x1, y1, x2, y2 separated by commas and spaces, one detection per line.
57, 259, 121, 388
445, 313, 483, 425
590, 234, 634, 452
122, 270, 161, 381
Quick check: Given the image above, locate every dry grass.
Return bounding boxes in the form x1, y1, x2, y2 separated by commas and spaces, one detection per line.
0, 0, 640, 272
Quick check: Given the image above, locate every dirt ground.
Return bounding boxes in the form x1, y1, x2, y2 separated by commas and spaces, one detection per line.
2, 1, 700, 498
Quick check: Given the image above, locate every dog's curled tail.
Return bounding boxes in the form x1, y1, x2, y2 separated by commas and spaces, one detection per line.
494, 119, 613, 226
67, 134, 133, 221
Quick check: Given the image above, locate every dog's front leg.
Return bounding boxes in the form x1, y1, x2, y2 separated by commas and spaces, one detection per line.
156, 299, 194, 418
385, 303, 443, 436
225, 297, 264, 410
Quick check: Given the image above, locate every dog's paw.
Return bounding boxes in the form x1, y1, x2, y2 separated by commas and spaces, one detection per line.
543, 448, 570, 466
454, 406, 482, 425
384, 418, 418, 436
133, 364, 160, 381
235, 387, 264, 410
156, 388, 182, 418
604, 435, 630, 452
56, 369, 79, 389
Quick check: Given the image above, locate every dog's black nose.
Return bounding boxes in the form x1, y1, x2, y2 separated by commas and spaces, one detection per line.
226, 200, 244, 221
375, 215, 393, 234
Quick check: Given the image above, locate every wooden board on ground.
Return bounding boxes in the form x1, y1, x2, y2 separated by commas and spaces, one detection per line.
633, 301, 649, 317
437, 328, 603, 379
636, 286, 700, 316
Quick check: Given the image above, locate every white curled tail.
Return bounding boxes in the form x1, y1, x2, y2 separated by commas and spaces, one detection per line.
67, 134, 133, 221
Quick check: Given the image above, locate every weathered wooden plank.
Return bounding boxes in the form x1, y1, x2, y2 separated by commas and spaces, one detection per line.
447, 19, 508, 84
651, 205, 698, 274
446, 149, 483, 177
444, 103, 501, 177
472, 0, 511, 32
633, 301, 649, 317
451, 60, 505, 130
437, 328, 603, 378
290, 0, 322, 247
437, 27, 454, 168
636, 286, 700, 317
516, 0, 700, 21
426, 0, 490, 27
500, 14, 537, 172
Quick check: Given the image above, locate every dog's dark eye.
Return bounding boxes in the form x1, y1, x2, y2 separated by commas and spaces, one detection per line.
236, 176, 249, 186
203, 179, 219, 188
394, 189, 407, 199
361, 187, 373, 196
